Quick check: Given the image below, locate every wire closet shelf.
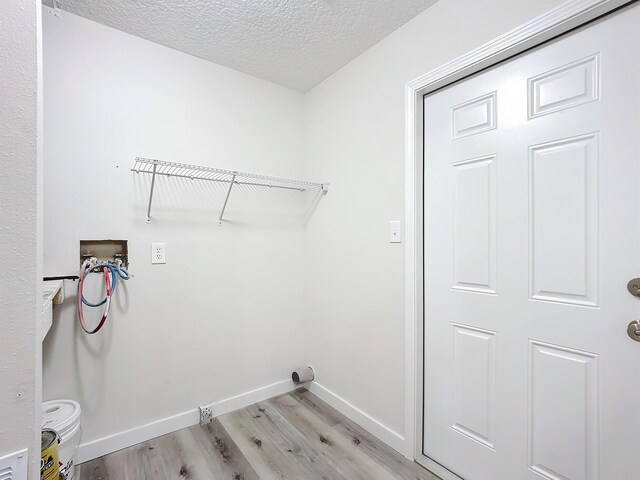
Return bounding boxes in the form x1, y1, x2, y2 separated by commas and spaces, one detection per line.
132, 157, 328, 224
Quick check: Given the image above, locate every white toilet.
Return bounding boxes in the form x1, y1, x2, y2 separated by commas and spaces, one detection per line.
42, 399, 82, 480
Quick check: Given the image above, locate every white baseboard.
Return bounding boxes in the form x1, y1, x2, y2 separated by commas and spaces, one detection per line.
77, 378, 296, 464
77, 379, 405, 464
306, 382, 406, 455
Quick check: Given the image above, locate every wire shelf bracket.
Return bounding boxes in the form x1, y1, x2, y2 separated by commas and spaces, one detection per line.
132, 157, 329, 224
218, 172, 237, 225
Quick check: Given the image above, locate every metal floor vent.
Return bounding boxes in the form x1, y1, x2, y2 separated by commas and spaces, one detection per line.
0, 449, 28, 480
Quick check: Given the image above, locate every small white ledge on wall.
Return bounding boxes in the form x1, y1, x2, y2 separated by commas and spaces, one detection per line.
131, 157, 329, 225
41, 280, 64, 342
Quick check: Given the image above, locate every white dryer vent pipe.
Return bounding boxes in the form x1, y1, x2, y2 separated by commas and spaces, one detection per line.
291, 366, 315, 384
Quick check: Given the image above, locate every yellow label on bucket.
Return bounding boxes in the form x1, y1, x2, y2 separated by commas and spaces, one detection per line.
41, 429, 60, 480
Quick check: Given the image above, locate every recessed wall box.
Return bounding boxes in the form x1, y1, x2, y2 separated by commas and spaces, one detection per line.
80, 239, 129, 267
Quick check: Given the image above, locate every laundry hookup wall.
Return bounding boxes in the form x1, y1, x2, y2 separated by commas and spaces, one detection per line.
41, 8, 308, 457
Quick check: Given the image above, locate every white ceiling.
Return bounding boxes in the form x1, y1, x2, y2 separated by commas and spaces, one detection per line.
45, 0, 437, 92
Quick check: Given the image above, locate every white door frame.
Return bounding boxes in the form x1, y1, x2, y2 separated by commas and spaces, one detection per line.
403, 0, 633, 477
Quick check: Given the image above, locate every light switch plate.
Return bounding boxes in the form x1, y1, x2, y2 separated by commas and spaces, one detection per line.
151, 243, 166, 264
390, 221, 402, 243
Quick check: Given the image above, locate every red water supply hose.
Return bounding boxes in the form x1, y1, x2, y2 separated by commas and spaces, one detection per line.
77, 264, 112, 334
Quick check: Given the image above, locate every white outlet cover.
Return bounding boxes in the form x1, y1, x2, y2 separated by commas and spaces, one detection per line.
151, 242, 166, 264
0, 448, 28, 480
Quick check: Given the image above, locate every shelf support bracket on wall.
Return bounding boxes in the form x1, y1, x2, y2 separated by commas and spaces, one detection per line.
146, 160, 158, 223
218, 172, 237, 225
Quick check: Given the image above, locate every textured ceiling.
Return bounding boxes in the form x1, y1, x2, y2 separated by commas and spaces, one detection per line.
45, 0, 437, 91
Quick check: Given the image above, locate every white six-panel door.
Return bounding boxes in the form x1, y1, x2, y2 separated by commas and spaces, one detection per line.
423, 4, 640, 479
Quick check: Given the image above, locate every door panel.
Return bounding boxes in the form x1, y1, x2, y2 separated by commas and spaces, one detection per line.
423, 4, 640, 479
528, 341, 599, 480
452, 154, 497, 294
529, 133, 599, 307
528, 54, 599, 118
451, 323, 497, 449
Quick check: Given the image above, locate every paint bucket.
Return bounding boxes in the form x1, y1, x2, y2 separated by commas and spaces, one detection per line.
42, 399, 82, 480
41, 429, 60, 480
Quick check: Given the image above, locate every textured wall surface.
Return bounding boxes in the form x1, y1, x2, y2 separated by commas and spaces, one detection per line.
0, 1, 42, 478
44, 0, 436, 92
303, 0, 565, 440
42, 10, 308, 447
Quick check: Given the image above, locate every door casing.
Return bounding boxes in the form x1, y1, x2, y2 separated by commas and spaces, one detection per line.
403, 0, 634, 477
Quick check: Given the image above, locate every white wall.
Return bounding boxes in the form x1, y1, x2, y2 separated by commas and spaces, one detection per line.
41, 0, 572, 462
42, 9, 308, 450
0, 1, 43, 478
303, 0, 565, 442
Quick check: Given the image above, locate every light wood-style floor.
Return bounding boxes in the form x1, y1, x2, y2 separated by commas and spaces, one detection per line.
78, 388, 440, 479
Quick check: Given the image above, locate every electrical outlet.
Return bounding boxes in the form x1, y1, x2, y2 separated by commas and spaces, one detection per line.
199, 404, 213, 425
151, 243, 166, 264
